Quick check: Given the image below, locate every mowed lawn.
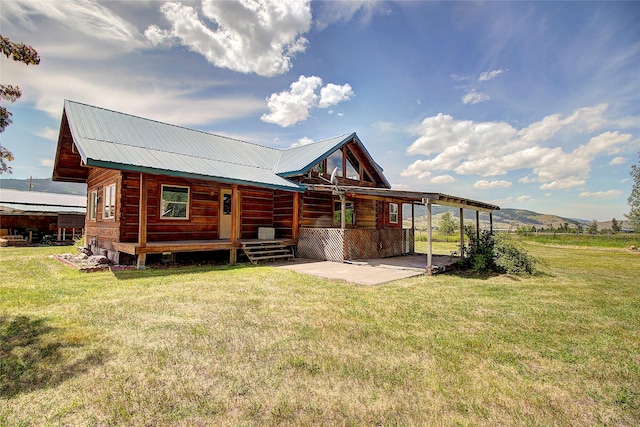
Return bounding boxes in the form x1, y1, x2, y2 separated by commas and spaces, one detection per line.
1, 243, 638, 425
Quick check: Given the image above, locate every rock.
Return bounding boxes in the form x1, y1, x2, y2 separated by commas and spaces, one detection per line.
87, 255, 109, 264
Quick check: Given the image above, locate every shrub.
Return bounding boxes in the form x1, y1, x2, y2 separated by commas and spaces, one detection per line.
493, 233, 538, 275
460, 228, 538, 275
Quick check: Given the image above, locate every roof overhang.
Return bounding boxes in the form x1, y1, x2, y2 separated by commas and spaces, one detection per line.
306, 184, 500, 212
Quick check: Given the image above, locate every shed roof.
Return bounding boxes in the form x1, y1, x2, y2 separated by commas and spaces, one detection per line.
0, 188, 86, 214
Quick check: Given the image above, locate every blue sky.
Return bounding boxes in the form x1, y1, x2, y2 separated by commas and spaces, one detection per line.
1, 0, 638, 220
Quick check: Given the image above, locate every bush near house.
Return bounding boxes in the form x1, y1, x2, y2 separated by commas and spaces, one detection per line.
460, 228, 538, 275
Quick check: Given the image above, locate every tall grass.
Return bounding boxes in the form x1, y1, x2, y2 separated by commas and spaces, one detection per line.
1, 244, 638, 425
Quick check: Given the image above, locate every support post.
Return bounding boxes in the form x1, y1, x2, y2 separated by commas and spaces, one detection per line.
340, 194, 346, 230
490, 212, 494, 234
230, 184, 240, 264
411, 203, 415, 254
459, 207, 465, 259
476, 210, 480, 242
137, 173, 148, 269
292, 192, 300, 240
427, 202, 433, 275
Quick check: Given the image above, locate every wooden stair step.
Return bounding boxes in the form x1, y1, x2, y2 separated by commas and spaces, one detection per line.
250, 254, 294, 261
245, 249, 291, 256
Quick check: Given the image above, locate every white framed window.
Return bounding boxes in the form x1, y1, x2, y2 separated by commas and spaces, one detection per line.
333, 200, 355, 225
88, 190, 97, 220
161, 185, 190, 219
389, 203, 399, 224
103, 184, 116, 219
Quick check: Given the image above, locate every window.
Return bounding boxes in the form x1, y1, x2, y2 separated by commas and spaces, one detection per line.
161, 185, 190, 219
88, 190, 97, 220
312, 160, 325, 174
333, 201, 355, 225
103, 184, 115, 219
345, 148, 360, 180
222, 193, 232, 215
389, 203, 399, 224
326, 150, 343, 177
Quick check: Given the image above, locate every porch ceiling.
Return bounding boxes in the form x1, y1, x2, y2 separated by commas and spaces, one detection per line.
306, 184, 500, 212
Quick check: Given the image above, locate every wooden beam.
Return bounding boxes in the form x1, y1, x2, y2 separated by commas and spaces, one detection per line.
137, 173, 148, 269
230, 184, 240, 264
490, 212, 494, 234
476, 210, 480, 241
292, 192, 300, 240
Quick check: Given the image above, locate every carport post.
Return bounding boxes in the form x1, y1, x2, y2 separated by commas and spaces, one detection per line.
459, 207, 465, 259
427, 201, 433, 275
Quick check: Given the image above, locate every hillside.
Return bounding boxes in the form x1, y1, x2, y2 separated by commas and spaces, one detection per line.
0, 178, 87, 195
404, 206, 627, 231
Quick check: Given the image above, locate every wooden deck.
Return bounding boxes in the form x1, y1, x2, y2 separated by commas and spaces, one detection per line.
116, 238, 297, 255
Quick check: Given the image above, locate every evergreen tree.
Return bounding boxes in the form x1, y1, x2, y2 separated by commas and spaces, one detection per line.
611, 218, 621, 233
438, 211, 457, 235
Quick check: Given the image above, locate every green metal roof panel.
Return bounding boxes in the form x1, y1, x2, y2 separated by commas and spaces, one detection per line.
64, 100, 302, 191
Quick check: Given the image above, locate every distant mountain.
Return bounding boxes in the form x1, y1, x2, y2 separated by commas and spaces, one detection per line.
0, 178, 87, 195
404, 206, 627, 231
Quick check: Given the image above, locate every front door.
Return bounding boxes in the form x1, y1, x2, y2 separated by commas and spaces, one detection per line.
219, 189, 232, 239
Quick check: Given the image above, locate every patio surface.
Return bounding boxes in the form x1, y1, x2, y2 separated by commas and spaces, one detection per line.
276, 254, 459, 285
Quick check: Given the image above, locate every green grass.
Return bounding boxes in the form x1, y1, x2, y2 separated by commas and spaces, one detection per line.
1, 244, 639, 425
519, 232, 639, 248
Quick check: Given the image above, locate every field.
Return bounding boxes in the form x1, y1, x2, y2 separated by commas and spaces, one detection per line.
1, 242, 639, 425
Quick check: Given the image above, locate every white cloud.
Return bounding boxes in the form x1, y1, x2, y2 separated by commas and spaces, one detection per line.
609, 156, 626, 165
451, 74, 472, 82
430, 174, 456, 184
3, 0, 145, 47
462, 89, 490, 105
290, 136, 314, 148
518, 176, 536, 184
39, 158, 54, 167
579, 190, 622, 198
146, 0, 312, 77
516, 195, 533, 203
402, 105, 634, 190
479, 69, 507, 81
314, 0, 387, 30
319, 83, 354, 108
35, 127, 59, 141
261, 75, 354, 127
473, 180, 512, 189
391, 182, 411, 190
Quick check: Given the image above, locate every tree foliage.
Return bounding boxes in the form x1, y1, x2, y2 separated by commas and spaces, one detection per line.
625, 151, 640, 233
438, 211, 457, 235
0, 35, 40, 174
587, 219, 599, 235
611, 218, 621, 233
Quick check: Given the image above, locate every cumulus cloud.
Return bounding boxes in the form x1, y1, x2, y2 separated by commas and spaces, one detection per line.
146, 0, 312, 77
462, 89, 490, 105
516, 195, 533, 203
261, 75, 354, 127
473, 180, 512, 189
609, 156, 626, 165
479, 69, 507, 81
431, 174, 456, 184
579, 190, 622, 198
39, 158, 54, 167
401, 104, 635, 190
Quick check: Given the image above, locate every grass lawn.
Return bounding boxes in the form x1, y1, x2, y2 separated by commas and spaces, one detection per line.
1, 244, 639, 425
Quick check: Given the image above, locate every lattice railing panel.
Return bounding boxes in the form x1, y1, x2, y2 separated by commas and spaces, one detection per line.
298, 228, 345, 262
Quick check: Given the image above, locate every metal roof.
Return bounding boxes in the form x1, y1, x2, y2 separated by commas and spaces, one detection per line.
64, 100, 301, 191
0, 188, 86, 214
274, 133, 353, 175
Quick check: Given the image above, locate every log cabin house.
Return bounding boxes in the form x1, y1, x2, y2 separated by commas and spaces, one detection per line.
53, 100, 499, 271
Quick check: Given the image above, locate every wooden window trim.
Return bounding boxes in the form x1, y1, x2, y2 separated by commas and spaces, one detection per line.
333, 200, 356, 226
160, 184, 190, 220
103, 184, 116, 220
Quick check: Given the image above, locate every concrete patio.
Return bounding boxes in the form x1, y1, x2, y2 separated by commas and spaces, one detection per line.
276, 254, 460, 285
